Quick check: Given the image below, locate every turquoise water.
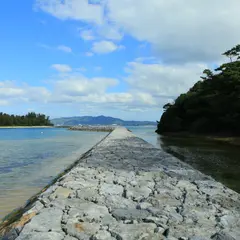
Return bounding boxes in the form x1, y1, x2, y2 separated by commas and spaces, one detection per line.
0, 128, 107, 219
128, 126, 158, 146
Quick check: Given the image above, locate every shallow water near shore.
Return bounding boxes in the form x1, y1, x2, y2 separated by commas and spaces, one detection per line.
129, 126, 240, 193
159, 135, 240, 193
0, 128, 107, 220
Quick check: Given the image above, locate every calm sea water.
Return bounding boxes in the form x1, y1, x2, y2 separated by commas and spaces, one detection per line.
129, 126, 240, 193
0, 128, 107, 220
0, 126, 239, 220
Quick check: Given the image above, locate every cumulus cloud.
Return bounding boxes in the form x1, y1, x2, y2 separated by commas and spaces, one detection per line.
92, 41, 123, 54
53, 75, 118, 97
36, 0, 240, 63
107, 0, 240, 63
51, 64, 72, 72
37, 43, 72, 53
125, 61, 207, 98
98, 25, 123, 41
0, 99, 8, 106
1, 59, 208, 116
79, 29, 95, 41
35, 0, 103, 24
57, 45, 72, 53
0, 81, 51, 104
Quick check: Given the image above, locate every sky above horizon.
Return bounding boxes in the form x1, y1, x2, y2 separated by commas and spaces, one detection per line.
1, 0, 240, 121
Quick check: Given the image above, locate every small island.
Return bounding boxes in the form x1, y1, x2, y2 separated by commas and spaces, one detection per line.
156, 44, 240, 138
0, 112, 53, 127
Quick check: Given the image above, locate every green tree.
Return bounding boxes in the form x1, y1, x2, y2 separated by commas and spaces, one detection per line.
0, 112, 53, 126
156, 44, 240, 135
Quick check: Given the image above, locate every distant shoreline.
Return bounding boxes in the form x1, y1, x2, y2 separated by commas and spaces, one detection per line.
0, 126, 54, 129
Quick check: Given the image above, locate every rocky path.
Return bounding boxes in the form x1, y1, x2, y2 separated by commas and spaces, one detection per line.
2, 128, 240, 240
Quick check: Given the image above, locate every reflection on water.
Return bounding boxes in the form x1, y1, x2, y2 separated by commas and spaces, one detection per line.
128, 126, 240, 193
158, 135, 240, 193
128, 126, 159, 147
0, 128, 107, 220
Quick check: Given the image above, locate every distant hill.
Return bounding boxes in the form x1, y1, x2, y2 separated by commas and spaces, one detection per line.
51, 115, 156, 126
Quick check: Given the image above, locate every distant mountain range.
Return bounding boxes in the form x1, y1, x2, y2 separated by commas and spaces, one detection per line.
51, 115, 157, 126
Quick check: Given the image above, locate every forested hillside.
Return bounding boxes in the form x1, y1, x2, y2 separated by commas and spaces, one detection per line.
51, 115, 156, 126
0, 112, 53, 126
157, 44, 240, 135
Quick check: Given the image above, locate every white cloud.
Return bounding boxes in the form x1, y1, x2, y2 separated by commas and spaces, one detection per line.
1, 60, 207, 116
0, 99, 9, 106
51, 64, 72, 73
92, 41, 122, 54
53, 75, 118, 97
37, 43, 72, 53
79, 29, 95, 41
35, 0, 240, 64
107, 0, 240, 63
0, 81, 50, 104
57, 45, 72, 53
125, 61, 207, 99
35, 0, 103, 24
98, 25, 123, 40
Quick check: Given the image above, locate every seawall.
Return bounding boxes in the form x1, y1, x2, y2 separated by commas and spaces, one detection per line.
1, 127, 240, 240
69, 126, 115, 132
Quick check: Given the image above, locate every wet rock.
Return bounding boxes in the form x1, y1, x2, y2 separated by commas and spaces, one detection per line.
2, 229, 18, 240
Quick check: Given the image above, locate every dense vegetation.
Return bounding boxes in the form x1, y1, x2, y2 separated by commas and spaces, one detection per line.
0, 112, 53, 126
157, 44, 240, 136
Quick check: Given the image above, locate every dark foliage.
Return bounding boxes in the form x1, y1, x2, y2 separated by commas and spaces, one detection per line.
156, 45, 240, 135
0, 112, 53, 126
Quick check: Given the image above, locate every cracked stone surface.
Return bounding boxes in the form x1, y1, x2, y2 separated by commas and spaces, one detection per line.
2, 127, 240, 240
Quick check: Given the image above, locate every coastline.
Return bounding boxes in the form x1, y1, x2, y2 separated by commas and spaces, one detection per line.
1, 127, 239, 240
0, 131, 112, 234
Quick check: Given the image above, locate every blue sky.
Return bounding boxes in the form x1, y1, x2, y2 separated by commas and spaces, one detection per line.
0, 0, 239, 120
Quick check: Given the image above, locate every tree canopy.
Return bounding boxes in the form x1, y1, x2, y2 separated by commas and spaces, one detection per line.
156, 44, 240, 136
0, 112, 53, 126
